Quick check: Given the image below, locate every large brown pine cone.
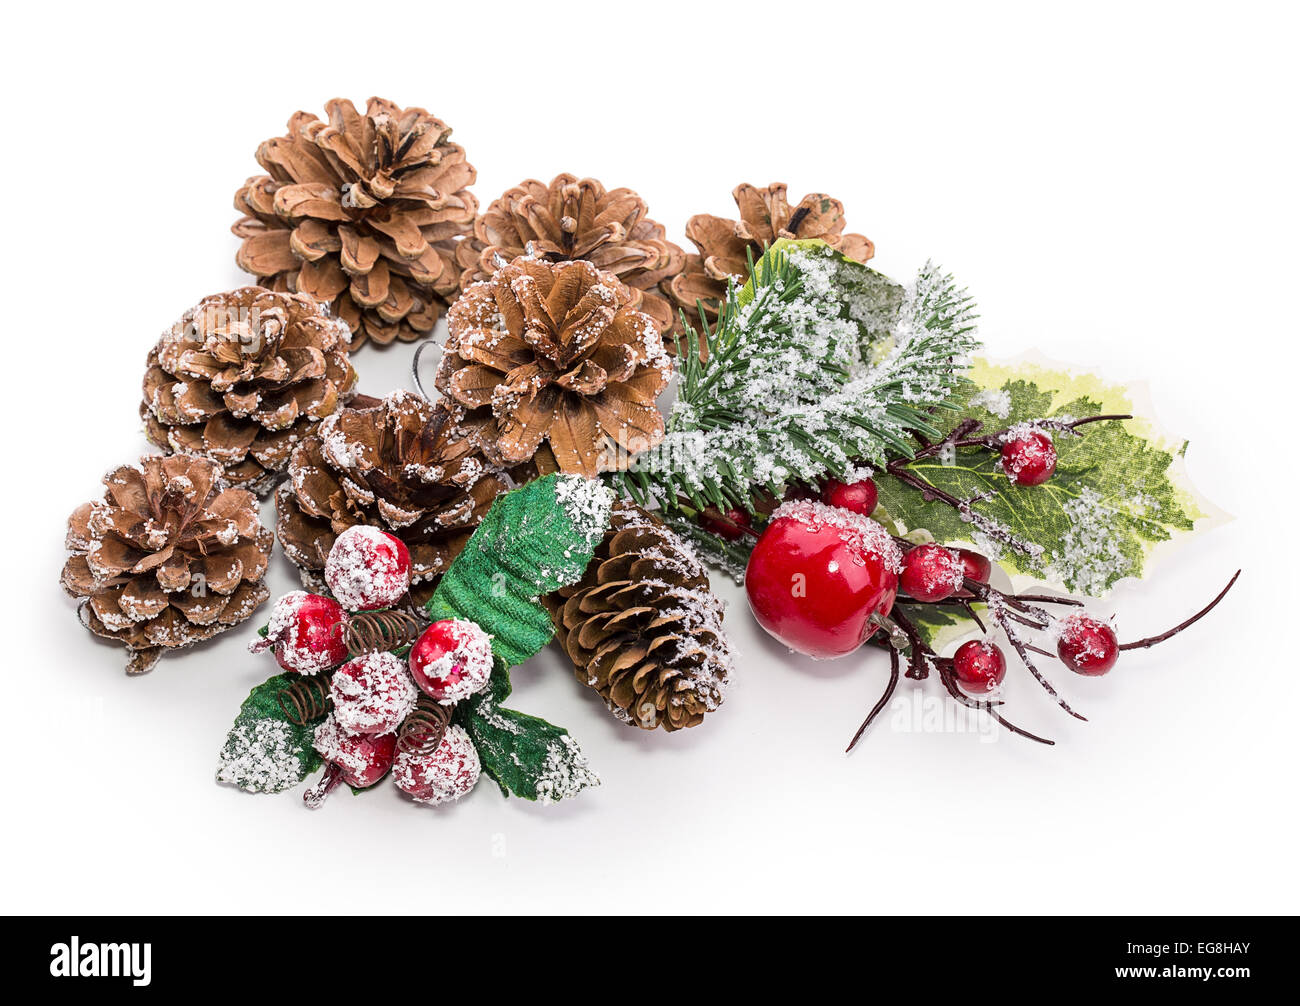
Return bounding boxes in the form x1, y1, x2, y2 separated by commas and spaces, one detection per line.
436, 256, 672, 478
455, 175, 684, 334
544, 502, 732, 731
668, 182, 875, 327
61, 455, 272, 674
232, 97, 478, 350
141, 287, 358, 496
275, 390, 516, 605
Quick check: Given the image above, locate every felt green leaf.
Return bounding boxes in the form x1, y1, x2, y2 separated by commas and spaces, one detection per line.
875, 359, 1219, 595
215, 673, 322, 794
426, 473, 614, 667
455, 657, 600, 803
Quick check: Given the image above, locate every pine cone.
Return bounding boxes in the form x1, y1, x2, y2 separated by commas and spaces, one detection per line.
275, 390, 516, 605
232, 97, 478, 350
61, 455, 272, 674
436, 256, 672, 477
544, 502, 732, 731
668, 182, 875, 326
455, 175, 684, 334
141, 288, 358, 496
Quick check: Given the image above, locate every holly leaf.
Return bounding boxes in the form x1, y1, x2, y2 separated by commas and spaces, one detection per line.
215, 673, 322, 794
876, 359, 1219, 595
426, 473, 614, 667
454, 658, 600, 804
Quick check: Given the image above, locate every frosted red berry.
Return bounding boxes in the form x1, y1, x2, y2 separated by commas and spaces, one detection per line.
745, 500, 900, 660
900, 544, 965, 603
952, 640, 1007, 694
324, 525, 412, 611
330, 651, 419, 735
409, 619, 494, 702
248, 590, 348, 675
1001, 432, 1057, 486
821, 477, 878, 516
700, 507, 752, 541
1056, 614, 1119, 676
313, 716, 397, 788
393, 725, 481, 805
956, 549, 991, 585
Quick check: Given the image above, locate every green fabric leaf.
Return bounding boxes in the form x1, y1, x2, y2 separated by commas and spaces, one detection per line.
876, 360, 1217, 596
454, 657, 600, 803
426, 473, 614, 667
215, 673, 322, 794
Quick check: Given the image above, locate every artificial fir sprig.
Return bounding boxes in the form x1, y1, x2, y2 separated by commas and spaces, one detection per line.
609, 240, 980, 516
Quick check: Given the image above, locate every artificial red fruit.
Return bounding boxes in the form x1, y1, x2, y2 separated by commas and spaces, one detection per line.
900, 543, 965, 603
305, 717, 398, 807
952, 639, 1007, 694
821, 477, 878, 516
745, 500, 900, 660
1001, 431, 1057, 486
700, 507, 752, 541
392, 725, 482, 805
956, 549, 991, 584
1056, 614, 1119, 675
409, 619, 494, 702
324, 525, 413, 611
248, 590, 349, 675
330, 651, 419, 735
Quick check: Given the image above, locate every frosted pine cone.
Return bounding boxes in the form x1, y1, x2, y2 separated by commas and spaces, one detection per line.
61, 455, 272, 674
233, 97, 478, 350
141, 287, 357, 496
543, 502, 733, 731
275, 390, 516, 605
455, 174, 684, 334
668, 182, 874, 327
437, 257, 672, 477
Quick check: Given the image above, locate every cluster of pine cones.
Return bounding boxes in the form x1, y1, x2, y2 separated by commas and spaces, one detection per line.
63, 95, 872, 732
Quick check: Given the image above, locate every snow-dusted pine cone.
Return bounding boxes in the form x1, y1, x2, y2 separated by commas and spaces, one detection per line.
543, 501, 733, 731
61, 455, 272, 674
455, 174, 684, 334
275, 390, 517, 605
233, 97, 477, 350
140, 287, 357, 496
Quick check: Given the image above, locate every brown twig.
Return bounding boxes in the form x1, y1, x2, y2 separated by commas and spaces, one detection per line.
1118, 570, 1241, 651
847, 646, 901, 752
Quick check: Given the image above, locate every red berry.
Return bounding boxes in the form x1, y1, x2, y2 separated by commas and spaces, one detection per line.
745, 500, 900, 660
956, 549, 991, 584
249, 591, 349, 675
1056, 614, 1119, 676
899, 544, 965, 603
409, 619, 494, 702
821, 477, 878, 516
330, 652, 419, 735
325, 526, 412, 611
1001, 431, 1057, 486
952, 640, 1007, 694
700, 507, 752, 541
392, 725, 482, 805
313, 716, 397, 788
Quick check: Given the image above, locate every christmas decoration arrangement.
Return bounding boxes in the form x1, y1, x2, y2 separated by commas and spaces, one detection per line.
61, 93, 1237, 814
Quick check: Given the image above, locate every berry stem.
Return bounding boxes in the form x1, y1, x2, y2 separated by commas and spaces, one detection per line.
936, 662, 1055, 746
846, 646, 901, 752
302, 762, 344, 810
1118, 570, 1241, 651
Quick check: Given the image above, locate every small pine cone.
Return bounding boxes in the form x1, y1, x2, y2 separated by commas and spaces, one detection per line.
668, 182, 874, 327
141, 287, 358, 496
543, 502, 732, 731
61, 455, 273, 674
456, 175, 684, 334
436, 256, 672, 477
232, 97, 478, 350
274, 390, 517, 605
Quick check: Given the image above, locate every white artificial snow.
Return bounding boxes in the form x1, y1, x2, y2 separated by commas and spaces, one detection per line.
216, 720, 304, 794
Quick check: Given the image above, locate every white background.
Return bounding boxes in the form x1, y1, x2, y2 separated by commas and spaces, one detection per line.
3, 1, 1296, 914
